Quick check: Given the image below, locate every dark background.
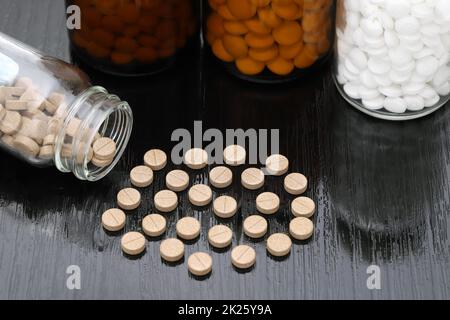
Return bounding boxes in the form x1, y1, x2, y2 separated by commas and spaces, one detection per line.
0, 0, 449, 300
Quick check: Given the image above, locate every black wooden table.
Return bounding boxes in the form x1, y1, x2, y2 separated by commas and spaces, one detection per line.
1, 0, 449, 300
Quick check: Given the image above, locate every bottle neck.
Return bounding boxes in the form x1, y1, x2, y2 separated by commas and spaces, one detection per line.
54, 86, 133, 181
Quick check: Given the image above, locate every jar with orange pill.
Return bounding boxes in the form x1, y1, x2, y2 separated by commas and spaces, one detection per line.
67, 0, 199, 76
205, 0, 336, 83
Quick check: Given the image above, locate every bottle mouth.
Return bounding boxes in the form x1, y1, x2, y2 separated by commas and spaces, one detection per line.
54, 86, 133, 181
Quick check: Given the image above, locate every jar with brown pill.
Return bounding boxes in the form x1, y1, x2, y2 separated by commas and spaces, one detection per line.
67, 0, 199, 76
0, 32, 133, 181
204, 0, 336, 83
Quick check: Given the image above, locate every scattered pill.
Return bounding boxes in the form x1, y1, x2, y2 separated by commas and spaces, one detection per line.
130, 165, 154, 188
209, 166, 233, 188
213, 195, 238, 219
102, 208, 126, 232
289, 217, 314, 240
154, 190, 178, 213
184, 148, 208, 169
256, 192, 280, 215
121, 231, 146, 256
166, 169, 190, 192
243, 215, 268, 239
208, 225, 233, 248
93, 137, 116, 160
142, 214, 167, 237
117, 188, 141, 210
265, 154, 289, 176
91, 156, 113, 168
241, 167, 265, 190
284, 173, 308, 195
267, 233, 292, 257
160, 238, 185, 262
188, 184, 213, 206
223, 144, 246, 166
176, 217, 201, 240
144, 149, 167, 171
291, 196, 315, 218
231, 245, 256, 269
188, 252, 213, 276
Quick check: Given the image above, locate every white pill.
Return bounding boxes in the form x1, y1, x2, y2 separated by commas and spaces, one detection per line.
343, 83, 360, 99
361, 18, 384, 37
432, 67, 450, 88
385, 0, 410, 19
424, 94, 440, 107
395, 16, 420, 35
402, 82, 425, 95
404, 95, 425, 111
362, 96, 385, 110
345, 58, 360, 74
360, 70, 378, 89
378, 11, 394, 30
359, 87, 380, 100
383, 97, 407, 113
419, 86, 438, 100
416, 56, 439, 77
368, 58, 391, 75
389, 69, 412, 84
374, 74, 393, 87
437, 82, 450, 96
389, 47, 412, 65
384, 30, 399, 48
379, 85, 402, 98
364, 36, 385, 48
348, 48, 368, 70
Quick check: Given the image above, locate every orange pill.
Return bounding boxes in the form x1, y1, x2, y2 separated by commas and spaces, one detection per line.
248, 45, 278, 62
155, 20, 177, 40
245, 33, 274, 49
257, 8, 282, 29
303, 0, 323, 10
273, 0, 295, 5
244, 18, 271, 35
267, 56, 295, 75
91, 28, 116, 48
235, 57, 265, 75
212, 38, 234, 62
302, 12, 323, 33
279, 41, 303, 59
294, 45, 318, 68
135, 47, 158, 63
207, 12, 225, 37
251, 0, 271, 7
273, 21, 303, 46
227, 0, 257, 20
138, 15, 159, 33
119, 4, 140, 24
86, 42, 110, 59
223, 34, 248, 58
115, 37, 139, 54
272, 2, 302, 20
218, 5, 237, 20
111, 51, 134, 64
101, 16, 125, 34
72, 31, 89, 49
224, 21, 249, 35
138, 35, 159, 48
123, 25, 141, 38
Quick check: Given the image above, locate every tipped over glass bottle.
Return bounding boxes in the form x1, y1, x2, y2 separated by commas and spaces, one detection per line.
0, 32, 133, 181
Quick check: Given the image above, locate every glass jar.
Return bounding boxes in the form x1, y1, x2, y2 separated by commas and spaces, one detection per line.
0, 32, 133, 181
204, 0, 335, 83
334, 0, 450, 120
68, 0, 198, 76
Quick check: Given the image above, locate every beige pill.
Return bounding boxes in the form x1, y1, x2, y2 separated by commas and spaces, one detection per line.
231, 245, 256, 269
102, 208, 126, 232
241, 168, 265, 190
0, 110, 22, 135
176, 217, 201, 240
256, 192, 280, 215
142, 213, 167, 237
5, 100, 28, 111
91, 156, 113, 167
188, 184, 213, 206
3, 87, 26, 100
291, 196, 315, 218
267, 233, 292, 257
1, 135, 14, 147
243, 215, 268, 238
0, 104, 5, 120
160, 238, 185, 262
47, 118, 61, 135
154, 190, 178, 213
48, 92, 66, 106
290, 217, 314, 240
166, 169, 189, 192
209, 166, 233, 188
144, 149, 167, 171
43, 134, 56, 146
39, 145, 54, 159
43, 100, 58, 114
184, 148, 208, 170
213, 195, 238, 218
188, 252, 213, 276
208, 225, 233, 248
13, 135, 40, 157
93, 137, 116, 160
223, 144, 246, 166
117, 188, 141, 210
130, 165, 154, 188
66, 117, 82, 137
284, 173, 308, 195
121, 231, 146, 255
265, 154, 289, 176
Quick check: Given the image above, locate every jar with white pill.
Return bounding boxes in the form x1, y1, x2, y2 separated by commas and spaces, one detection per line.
0, 32, 133, 181
334, 0, 450, 120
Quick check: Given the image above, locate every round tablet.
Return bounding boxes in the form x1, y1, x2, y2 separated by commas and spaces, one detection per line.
243, 215, 268, 238
241, 168, 265, 190
265, 154, 289, 176
188, 184, 213, 206
184, 148, 208, 170
284, 173, 308, 195
121, 232, 146, 256
291, 197, 315, 218
142, 214, 167, 237
289, 217, 314, 240
231, 245, 256, 269
223, 145, 246, 166
117, 188, 141, 210
144, 149, 167, 171
256, 192, 280, 215
188, 252, 213, 276
165, 169, 189, 192
267, 233, 292, 257
101, 208, 126, 232
92, 156, 113, 168
93, 137, 116, 160
208, 225, 233, 248
154, 190, 178, 213
176, 217, 201, 240
213, 196, 238, 218
209, 166, 233, 188
160, 238, 185, 262
130, 165, 154, 188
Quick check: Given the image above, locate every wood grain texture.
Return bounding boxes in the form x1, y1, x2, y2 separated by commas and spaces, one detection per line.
0, 0, 449, 300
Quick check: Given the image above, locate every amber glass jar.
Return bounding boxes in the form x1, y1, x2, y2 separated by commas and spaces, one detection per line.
205, 0, 335, 83
68, 0, 198, 76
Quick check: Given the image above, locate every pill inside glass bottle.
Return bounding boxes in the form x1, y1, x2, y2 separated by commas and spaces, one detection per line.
0, 32, 133, 181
